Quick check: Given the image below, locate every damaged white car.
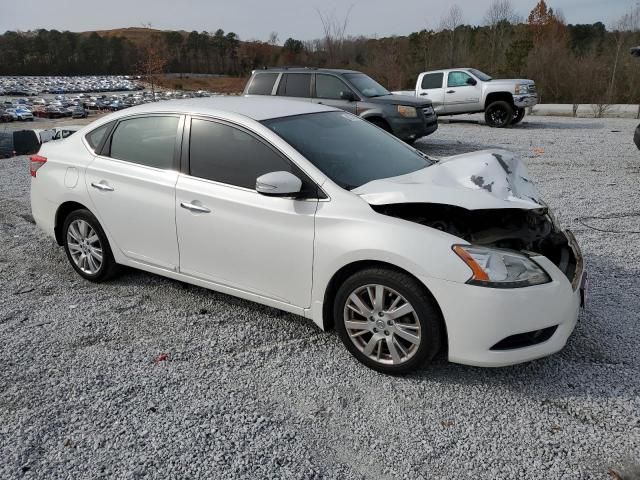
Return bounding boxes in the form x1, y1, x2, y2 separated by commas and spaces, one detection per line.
30, 97, 586, 374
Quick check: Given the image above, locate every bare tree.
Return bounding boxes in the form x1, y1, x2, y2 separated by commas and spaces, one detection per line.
439, 4, 464, 66
317, 5, 354, 66
609, 6, 640, 103
267, 32, 279, 46
484, 0, 519, 70
138, 23, 168, 101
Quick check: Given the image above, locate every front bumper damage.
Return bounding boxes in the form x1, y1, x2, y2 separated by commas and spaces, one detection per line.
513, 93, 538, 108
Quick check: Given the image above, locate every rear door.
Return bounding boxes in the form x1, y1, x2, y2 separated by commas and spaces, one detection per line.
443, 71, 481, 114
275, 73, 313, 103
416, 72, 445, 113
85, 115, 182, 270
312, 73, 357, 113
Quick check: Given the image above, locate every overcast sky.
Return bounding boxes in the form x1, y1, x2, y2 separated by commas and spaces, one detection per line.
0, 0, 633, 41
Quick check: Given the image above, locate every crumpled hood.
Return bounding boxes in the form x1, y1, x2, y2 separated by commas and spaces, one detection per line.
353, 149, 543, 211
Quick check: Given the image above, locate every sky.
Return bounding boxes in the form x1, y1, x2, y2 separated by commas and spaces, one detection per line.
0, 0, 633, 41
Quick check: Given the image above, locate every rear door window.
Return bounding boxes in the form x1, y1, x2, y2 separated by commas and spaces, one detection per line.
247, 73, 279, 95
108, 116, 179, 169
277, 74, 312, 98
421, 73, 444, 89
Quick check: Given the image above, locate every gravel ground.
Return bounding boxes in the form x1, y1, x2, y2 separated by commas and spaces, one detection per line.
1, 114, 639, 479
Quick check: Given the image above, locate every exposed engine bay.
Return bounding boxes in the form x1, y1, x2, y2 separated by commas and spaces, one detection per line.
372, 203, 578, 283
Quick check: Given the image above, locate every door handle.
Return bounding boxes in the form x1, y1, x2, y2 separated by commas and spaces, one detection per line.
180, 202, 211, 214
447, 90, 456, 94
419, 92, 429, 96
91, 181, 114, 192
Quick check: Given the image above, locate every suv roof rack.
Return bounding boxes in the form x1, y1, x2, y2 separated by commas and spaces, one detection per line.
262, 66, 319, 70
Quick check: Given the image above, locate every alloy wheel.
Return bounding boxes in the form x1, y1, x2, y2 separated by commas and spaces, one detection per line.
66, 219, 103, 275
343, 284, 422, 365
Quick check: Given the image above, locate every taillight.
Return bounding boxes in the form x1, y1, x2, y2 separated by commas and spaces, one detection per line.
30, 155, 47, 177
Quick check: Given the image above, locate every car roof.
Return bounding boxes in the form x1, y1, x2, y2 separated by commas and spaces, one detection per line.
259, 67, 362, 75
101, 96, 338, 121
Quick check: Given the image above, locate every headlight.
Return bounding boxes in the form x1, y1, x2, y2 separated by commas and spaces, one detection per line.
515, 84, 529, 95
397, 105, 418, 118
452, 245, 551, 288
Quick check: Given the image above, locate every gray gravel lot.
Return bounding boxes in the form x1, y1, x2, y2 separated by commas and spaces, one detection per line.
1, 114, 639, 479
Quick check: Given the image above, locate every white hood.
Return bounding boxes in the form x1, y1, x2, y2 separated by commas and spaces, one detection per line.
353, 150, 543, 211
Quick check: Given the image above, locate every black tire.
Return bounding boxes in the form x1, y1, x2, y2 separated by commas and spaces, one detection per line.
368, 118, 392, 133
334, 267, 444, 374
484, 100, 514, 128
512, 107, 526, 125
62, 209, 119, 282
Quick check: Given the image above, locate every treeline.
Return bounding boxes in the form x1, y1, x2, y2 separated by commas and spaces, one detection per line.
1, 1, 640, 105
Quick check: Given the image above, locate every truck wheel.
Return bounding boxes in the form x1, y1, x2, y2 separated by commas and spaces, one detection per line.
485, 101, 513, 128
512, 107, 526, 125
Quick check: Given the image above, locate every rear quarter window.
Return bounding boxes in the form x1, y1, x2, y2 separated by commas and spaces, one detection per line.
85, 121, 114, 151
247, 73, 279, 95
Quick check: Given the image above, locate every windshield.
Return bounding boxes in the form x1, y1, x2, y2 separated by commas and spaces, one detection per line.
343, 73, 390, 98
262, 112, 432, 190
468, 69, 492, 81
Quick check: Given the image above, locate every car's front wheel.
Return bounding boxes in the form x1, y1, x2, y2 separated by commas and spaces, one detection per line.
485, 101, 514, 128
62, 209, 118, 282
334, 267, 443, 374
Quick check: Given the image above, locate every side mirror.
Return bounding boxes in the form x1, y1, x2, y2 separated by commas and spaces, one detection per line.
340, 91, 357, 101
466, 77, 478, 86
256, 171, 302, 197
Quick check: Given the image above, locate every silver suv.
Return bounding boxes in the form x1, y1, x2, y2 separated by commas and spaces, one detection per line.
244, 68, 438, 144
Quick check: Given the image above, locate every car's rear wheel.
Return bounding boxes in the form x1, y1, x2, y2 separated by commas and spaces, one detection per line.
485, 101, 514, 128
334, 267, 443, 374
512, 107, 526, 125
63, 209, 118, 282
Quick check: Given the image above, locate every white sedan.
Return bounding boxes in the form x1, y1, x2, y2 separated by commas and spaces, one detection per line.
30, 97, 586, 374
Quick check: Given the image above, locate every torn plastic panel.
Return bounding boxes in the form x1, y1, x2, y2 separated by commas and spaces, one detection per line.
371, 202, 578, 284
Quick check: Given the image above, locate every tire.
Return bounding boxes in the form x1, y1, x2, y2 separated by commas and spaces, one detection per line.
512, 107, 526, 125
334, 267, 444, 374
368, 118, 392, 133
484, 100, 514, 128
62, 209, 119, 282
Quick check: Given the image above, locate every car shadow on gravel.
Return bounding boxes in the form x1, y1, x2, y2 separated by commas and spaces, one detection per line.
514, 121, 605, 130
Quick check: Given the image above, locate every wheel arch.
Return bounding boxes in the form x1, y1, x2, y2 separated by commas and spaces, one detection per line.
321, 259, 448, 351
484, 92, 514, 110
54, 201, 91, 245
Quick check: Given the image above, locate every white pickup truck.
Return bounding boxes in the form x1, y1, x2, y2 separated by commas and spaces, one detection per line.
394, 68, 538, 128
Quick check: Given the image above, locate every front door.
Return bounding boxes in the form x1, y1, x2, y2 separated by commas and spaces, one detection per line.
443, 71, 481, 114
312, 74, 358, 114
176, 118, 317, 307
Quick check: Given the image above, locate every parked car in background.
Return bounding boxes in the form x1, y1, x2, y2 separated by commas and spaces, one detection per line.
0, 109, 14, 122
72, 106, 88, 119
394, 68, 537, 128
631, 47, 640, 150
244, 67, 438, 143
51, 126, 81, 140
31, 97, 585, 374
6, 107, 34, 121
